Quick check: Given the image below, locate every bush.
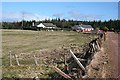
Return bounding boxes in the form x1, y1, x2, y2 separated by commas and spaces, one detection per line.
102, 27, 109, 32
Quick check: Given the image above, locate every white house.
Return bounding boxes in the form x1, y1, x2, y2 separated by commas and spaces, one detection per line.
37, 23, 57, 29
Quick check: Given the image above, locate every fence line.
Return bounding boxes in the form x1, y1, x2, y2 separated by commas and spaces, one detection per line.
8, 33, 106, 79
54, 33, 105, 79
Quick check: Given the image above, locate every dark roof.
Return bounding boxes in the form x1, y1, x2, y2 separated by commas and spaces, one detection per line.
42, 23, 57, 27
71, 25, 81, 30
35, 22, 39, 26
32, 22, 40, 26
72, 24, 93, 30
80, 25, 93, 28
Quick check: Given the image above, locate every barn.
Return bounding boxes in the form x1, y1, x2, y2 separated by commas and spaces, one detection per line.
72, 24, 94, 32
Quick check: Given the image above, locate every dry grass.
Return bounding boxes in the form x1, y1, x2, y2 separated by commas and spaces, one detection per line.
2, 29, 97, 55
2, 29, 97, 78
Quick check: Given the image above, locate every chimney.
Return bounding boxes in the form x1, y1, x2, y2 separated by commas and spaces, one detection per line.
32, 22, 35, 26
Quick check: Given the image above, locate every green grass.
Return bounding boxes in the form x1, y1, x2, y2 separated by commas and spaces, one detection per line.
2, 29, 98, 78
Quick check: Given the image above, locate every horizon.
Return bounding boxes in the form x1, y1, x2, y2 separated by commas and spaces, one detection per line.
1, 18, 119, 23
1, 2, 118, 22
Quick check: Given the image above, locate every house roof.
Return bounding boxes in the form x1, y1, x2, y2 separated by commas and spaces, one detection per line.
72, 24, 93, 30
80, 25, 93, 28
32, 23, 57, 27
71, 25, 81, 30
42, 23, 57, 27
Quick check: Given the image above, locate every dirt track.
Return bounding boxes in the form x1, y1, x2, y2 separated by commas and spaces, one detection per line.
106, 32, 119, 78
87, 32, 119, 78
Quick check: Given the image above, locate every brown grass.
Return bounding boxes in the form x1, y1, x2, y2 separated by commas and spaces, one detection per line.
2, 29, 97, 78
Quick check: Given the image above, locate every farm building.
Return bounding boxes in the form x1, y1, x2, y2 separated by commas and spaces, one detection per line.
72, 24, 94, 32
32, 23, 60, 30
37, 23, 57, 29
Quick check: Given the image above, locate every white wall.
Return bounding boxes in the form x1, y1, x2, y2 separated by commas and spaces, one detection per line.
37, 23, 46, 28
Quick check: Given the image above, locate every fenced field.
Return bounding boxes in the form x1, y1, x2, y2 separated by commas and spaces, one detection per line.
2, 29, 98, 78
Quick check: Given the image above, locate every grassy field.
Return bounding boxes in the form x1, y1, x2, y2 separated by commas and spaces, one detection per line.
2, 29, 97, 78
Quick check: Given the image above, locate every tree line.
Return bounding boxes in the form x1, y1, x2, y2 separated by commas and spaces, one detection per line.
2, 18, 120, 31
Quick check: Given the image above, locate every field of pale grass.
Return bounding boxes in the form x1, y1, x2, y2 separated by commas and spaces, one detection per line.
2, 29, 97, 78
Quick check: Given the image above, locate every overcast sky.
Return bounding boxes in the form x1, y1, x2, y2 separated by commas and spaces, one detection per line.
1, 2, 118, 22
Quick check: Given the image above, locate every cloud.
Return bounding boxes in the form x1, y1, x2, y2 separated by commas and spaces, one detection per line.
1, 10, 102, 22
66, 5, 76, 9
68, 10, 101, 21
34, 13, 52, 20
2, 11, 22, 22
1, 11, 51, 22
85, 15, 101, 21
68, 10, 82, 19
52, 12, 64, 18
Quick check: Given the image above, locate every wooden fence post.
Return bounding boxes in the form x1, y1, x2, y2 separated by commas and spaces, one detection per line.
9, 51, 12, 66
96, 40, 100, 50
70, 50, 86, 72
104, 32, 106, 41
15, 54, 20, 66
88, 43, 92, 53
34, 55, 38, 66
52, 66, 72, 79
64, 53, 67, 65
92, 43, 96, 52
97, 38, 101, 48
94, 40, 98, 51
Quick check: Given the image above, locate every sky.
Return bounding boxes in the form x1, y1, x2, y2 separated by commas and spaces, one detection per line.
118, 1, 120, 20
1, 2, 118, 22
